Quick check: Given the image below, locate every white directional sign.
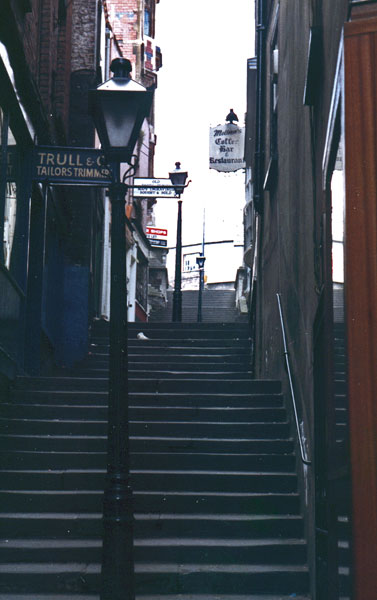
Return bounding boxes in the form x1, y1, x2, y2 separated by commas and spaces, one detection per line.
133, 178, 179, 198
134, 178, 172, 187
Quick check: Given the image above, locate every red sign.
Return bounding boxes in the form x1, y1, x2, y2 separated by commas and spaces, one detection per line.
146, 227, 167, 237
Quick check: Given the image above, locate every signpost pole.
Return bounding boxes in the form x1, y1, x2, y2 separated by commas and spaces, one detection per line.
101, 163, 134, 600
172, 198, 183, 322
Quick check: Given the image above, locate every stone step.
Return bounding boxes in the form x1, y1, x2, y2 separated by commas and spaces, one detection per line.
9, 390, 284, 407
0, 403, 287, 423
126, 321, 246, 329
0, 491, 300, 515
0, 434, 294, 454
1, 450, 295, 472
0, 563, 309, 595
81, 358, 251, 369
77, 364, 251, 378
0, 537, 307, 565
91, 338, 251, 349
0, 470, 297, 493
134, 563, 309, 595
0, 595, 311, 600
0, 418, 291, 438
71, 369, 254, 380
0, 512, 304, 539
125, 328, 251, 340
91, 346, 250, 356
13, 377, 281, 394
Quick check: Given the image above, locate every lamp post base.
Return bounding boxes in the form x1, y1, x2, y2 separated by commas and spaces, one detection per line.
172, 289, 182, 322
101, 475, 134, 600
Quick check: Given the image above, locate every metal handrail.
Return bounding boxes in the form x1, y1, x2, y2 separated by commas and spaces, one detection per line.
276, 293, 312, 466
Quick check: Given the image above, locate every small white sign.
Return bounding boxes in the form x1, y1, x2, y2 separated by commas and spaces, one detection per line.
148, 238, 167, 247
134, 186, 178, 198
209, 124, 245, 172
134, 177, 173, 187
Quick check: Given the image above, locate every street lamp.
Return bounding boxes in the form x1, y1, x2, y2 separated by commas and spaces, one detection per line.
196, 254, 206, 322
89, 57, 153, 600
169, 162, 188, 322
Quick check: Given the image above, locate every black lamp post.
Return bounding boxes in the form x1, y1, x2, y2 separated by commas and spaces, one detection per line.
169, 162, 188, 322
196, 254, 206, 322
88, 57, 153, 600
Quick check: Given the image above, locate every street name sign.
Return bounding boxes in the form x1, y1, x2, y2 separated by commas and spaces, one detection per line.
134, 178, 173, 187
133, 178, 179, 198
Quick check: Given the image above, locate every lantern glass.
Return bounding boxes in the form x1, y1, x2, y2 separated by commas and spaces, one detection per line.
169, 162, 188, 194
196, 256, 206, 269
97, 93, 140, 149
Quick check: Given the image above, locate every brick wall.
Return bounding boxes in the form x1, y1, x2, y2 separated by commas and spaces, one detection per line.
55, 0, 73, 133
38, 0, 59, 114
4, 0, 73, 142
106, 0, 140, 66
17, 0, 40, 82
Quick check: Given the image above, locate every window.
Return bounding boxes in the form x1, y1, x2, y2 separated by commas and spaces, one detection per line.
264, 5, 279, 191
269, 30, 279, 162
144, 5, 151, 37
183, 253, 200, 273
136, 250, 148, 310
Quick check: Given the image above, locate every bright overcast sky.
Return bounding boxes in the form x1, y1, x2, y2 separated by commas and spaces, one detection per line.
153, 0, 255, 250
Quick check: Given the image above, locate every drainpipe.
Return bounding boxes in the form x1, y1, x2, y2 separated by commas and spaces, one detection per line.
249, 0, 266, 374
254, 0, 266, 215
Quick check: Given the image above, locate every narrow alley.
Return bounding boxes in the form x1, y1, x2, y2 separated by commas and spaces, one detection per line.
0, 1, 376, 600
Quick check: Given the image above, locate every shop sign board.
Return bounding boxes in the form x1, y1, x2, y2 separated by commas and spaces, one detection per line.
32, 146, 112, 185
147, 238, 167, 247
146, 226, 168, 247
146, 227, 167, 237
209, 123, 245, 172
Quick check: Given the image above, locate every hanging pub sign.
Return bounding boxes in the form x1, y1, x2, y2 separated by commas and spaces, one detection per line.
32, 146, 112, 185
209, 123, 245, 172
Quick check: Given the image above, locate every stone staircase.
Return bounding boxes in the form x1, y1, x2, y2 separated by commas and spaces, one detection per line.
334, 321, 351, 599
0, 320, 309, 599
149, 289, 247, 323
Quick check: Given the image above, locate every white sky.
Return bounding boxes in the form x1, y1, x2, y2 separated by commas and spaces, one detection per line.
153, 0, 255, 252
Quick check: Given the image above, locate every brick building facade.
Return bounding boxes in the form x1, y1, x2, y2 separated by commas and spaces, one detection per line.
0, 0, 162, 387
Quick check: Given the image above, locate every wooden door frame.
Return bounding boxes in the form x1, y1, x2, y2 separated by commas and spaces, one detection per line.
344, 14, 377, 600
